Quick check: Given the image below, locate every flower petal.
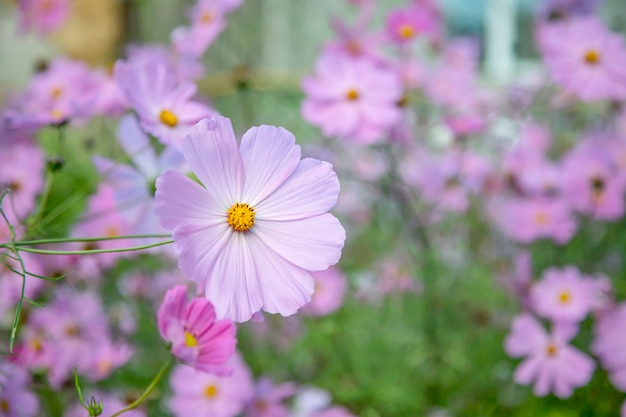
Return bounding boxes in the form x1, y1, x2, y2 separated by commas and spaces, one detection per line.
253, 214, 345, 271
256, 158, 340, 221
154, 169, 223, 230
239, 125, 301, 206
117, 114, 157, 178
173, 221, 232, 283
204, 232, 263, 322
182, 117, 243, 207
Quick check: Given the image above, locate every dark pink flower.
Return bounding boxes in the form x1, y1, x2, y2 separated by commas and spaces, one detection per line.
158, 285, 236, 374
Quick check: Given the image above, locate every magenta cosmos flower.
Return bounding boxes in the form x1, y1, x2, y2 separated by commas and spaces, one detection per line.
301, 53, 403, 144
505, 314, 595, 398
154, 116, 346, 322
158, 285, 236, 374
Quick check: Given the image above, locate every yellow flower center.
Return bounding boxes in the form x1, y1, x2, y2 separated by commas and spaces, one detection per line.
201, 11, 213, 24
184, 331, 198, 347
50, 86, 63, 99
105, 226, 119, 238
534, 211, 549, 226
346, 89, 359, 101
546, 342, 558, 356
0, 399, 9, 413
399, 24, 415, 40
559, 291, 571, 304
584, 49, 600, 65
205, 384, 218, 398
51, 109, 64, 120
227, 203, 255, 232
159, 110, 178, 128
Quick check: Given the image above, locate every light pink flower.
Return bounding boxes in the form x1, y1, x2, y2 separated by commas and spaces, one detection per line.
301, 267, 347, 317
531, 266, 597, 323
113, 59, 215, 148
505, 314, 595, 398
539, 17, 626, 101
82, 340, 133, 382
593, 303, 626, 391
0, 361, 39, 417
302, 53, 403, 144
168, 354, 254, 417
158, 285, 236, 374
244, 377, 297, 417
489, 197, 577, 244
154, 116, 346, 322
17, 0, 69, 35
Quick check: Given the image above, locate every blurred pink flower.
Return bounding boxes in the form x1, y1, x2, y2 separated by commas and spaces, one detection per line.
168, 354, 254, 417
0, 251, 45, 321
311, 406, 357, 417
154, 116, 345, 322
0, 139, 45, 222
17, 0, 69, 35
301, 266, 347, 317
593, 302, 626, 391
158, 285, 236, 374
561, 138, 626, 220
504, 314, 595, 398
244, 377, 297, 417
539, 17, 626, 101
114, 59, 215, 149
302, 53, 403, 144
385, 4, 440, 44
531, 266, 597, 323
0, 361, 39, 417
83, 340, 133, 383
489, 197, 576, 244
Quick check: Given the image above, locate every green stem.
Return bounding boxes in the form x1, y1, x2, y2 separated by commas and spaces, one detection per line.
108, 357, 173, 417
10, 234, 172, 247
8, 240, 174, 255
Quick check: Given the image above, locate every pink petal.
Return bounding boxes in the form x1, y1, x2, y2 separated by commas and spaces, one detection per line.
204, 232, 264, 322
255, 158, 340, 221
239, 125, 301, 205
182, 117, 244, 207
173, 221, 232, 284
117, 114, 156, 177
154, 169, 223, 230
253, 214, 345, 271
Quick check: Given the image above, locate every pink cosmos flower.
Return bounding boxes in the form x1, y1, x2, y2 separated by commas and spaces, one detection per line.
0, 251, 45, 321
301, 266, 347, 317
154, 116, 346, 322
385, 4, 440, 44
82, 340, 133, 382
592, 302, 626, 391
324, 13, 385, 63
301, 53, 403, 144
0, 139, 45, 222
489, 197, 577, 244
168, 354, 254, 417
244, 377, 297, 417
504, 314, 595, 398
0, 361, 39, 417
93, 115, 184, 249
157, 285, 236, 374
561, 137, 626, 220
17, 0, 69, 35
114, 59, 215, 148
539, 17, 626, 101
531, 266, 597, 324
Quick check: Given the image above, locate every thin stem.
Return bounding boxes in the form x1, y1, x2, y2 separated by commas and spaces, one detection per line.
108, 356, 173, 417
11, 240, 174, 255
10, 234, 172, 247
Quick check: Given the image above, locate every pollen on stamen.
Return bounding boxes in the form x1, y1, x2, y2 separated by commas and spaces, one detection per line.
558, 291, 571, 304
201, 11, 213, 24
584, 49, 601, 65
346, 89, 359, 101
399, 24, 415, 40
205, 384, 218, 398
546, 342, 558, 356
227, 203, 256, 232
184, 331, 198, 347
159, 109, 179, 128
